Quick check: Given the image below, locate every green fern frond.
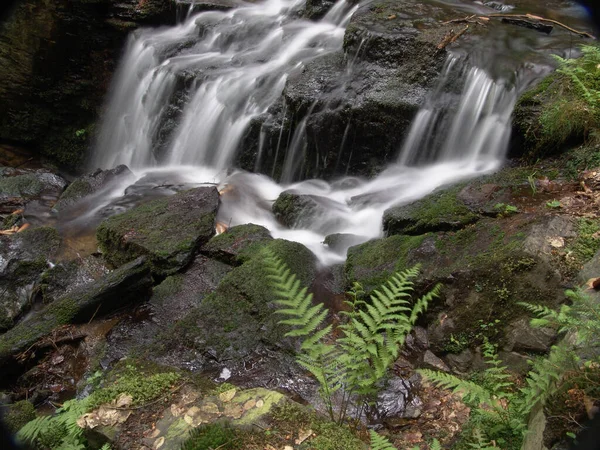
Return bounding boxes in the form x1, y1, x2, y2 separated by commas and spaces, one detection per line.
419, 369, 493, 406
369, 430, 397, 450
468, 428, 496, 450
430, 438, 442, 450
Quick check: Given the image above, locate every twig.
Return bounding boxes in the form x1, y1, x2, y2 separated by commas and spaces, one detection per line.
487, 13, 596, 39
437, 25, 470, 50
441, 13, 595, 39
109, 383, 186, 411
88, 302, 103, 324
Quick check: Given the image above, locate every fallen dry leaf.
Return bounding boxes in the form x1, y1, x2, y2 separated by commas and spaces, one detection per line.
295, 429, 313, 445
219, 388, 237, 402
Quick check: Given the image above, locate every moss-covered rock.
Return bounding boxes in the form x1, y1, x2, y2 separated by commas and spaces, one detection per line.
0, 168, 67, 216
2, 399, 36, 433
345, 235, 428, 294
383, 184, 479, 236
53, 165, 133, 212
0, 257, 152, 367
272, 191, 344, 232
201, 224, 272, 265
159, 239, 316, 360
0, 226, 61, 332
96, 187, 219, 276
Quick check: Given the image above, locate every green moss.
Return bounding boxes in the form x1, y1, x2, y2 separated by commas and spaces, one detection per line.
181, 422, 240, 450
514, 45, 600, 159
203, 223, 272, 265
151, 274, 184, 307
56, 179, 93, 205
345, 234, 427, 292
0, 174, 44, 197
154, 239, 315, 357
384, 184, 478, 235
96, 189, 217, 275
3, 400, 36, 433
87, 363, 181, 410
270, 402, 364, 450
568, 218, 600, 266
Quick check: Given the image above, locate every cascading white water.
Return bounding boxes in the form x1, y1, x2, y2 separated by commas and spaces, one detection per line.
89, 0, 522, 265
398, 56, 517, 167
92, 0, 357, 170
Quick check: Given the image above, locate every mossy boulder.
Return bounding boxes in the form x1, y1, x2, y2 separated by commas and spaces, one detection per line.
345, 213, 568, 366
201, 224, 273, 265
160, 239, 316, 360
345, 234, 428, 294
96, 187, 219, 276
383, 184, 479, 236
272, 191, 343, 232
2, 399, 36, 433
0, 257, 152, 367
38, 256, 109, 303
53, 165, 133, 212
0, 227, 61, 331
0, 167, 67, 214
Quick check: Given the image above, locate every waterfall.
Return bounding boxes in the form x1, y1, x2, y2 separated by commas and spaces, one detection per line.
91, 0, 357, 171
398, 56, 517, 167
86, 0, 534, 265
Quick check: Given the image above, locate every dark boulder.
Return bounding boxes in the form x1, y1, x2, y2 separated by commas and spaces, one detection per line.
272, 191, 344, 232
0, 0, 176, 170
96, 187, 219, 276
0, 167, 67, 218
201, 224, 273, 265
159, 239, 316, 361
0, 227, 61, 331
53, 165, 133, 212
383, 184, 479, 236
0, 257, 152, 366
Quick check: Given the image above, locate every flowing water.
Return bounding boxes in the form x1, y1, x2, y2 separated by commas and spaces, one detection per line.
82, 0, 593, 265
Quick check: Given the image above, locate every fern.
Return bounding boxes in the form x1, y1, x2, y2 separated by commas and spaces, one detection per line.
369, 430, 397, 450
264, 250, 440, 423
18, 398, 89, 449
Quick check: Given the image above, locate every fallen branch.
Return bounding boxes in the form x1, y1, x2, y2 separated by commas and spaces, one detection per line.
437, 25, 470, 50
488, 13, 595, 39
441, 12, 595, 39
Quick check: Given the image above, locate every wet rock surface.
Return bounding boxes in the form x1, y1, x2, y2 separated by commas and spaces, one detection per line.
201, 223, 273, 265
0, 257, 152, 366
272, 191, 345, 232
0, 227, 61, 331
96, 186, 219, 276
54, 165, 133, 213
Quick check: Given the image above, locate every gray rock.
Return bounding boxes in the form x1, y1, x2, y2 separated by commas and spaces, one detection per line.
521, 402, 548, 450
523, 215, 576, 260
0, 167, 67, 215
0, 257, 152, 366
504, 318, 556, 353
272, 191, 345, 233
445, 349, 475, 374
54, 165, 134, 213
498, 351, 531, 375
201, 224, 272, 265
423, 350, 450, 372
383, 186, 479, 236
96, 187, 219, 276
0, 227, 61, 331
373, 376, 422, 422
323, 233, 367, 254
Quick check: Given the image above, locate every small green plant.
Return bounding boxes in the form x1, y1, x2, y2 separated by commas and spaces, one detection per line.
87, 364, 180, 410
527, 172, 538, 195
493, 203, 518, 215
181, 422, 240, 450
370, 430, 397, 450
546, 199, 562, 209
18, 398, 89, 449
74, 129, 87, 138
264, 250, 440, 423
